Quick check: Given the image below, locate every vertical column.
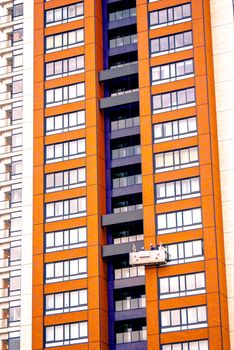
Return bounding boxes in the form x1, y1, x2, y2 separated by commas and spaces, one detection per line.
21, 0, 34, 347
32, 0, 44, 349
137, 0, 160, 349
85, 1, 108, 349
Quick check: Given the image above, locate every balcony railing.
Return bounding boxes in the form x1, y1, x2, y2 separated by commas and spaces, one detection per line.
0, 257, 9, 268
116, 328, 147, 344
110, 34, 137, 49
113, 174, 142, 189
114, 265, 145, 280
0, 287, 9, 297
115, 296, 146, 311
112, 145, 141, 160
110, 88, 138, 97
0, 318, 8, 328
113, 234, 144, 245
110, 60, 138, 69
109, 8, 136, 22
111, 116, 140, 131
0, 64, 12, 75
113, 204, 143, 214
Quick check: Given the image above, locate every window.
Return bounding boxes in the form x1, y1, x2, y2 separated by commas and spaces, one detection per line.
11, 188, 22, 205
154, 146, 199, 173
13, 50, 23, 70
167, 240, 204, 265
10, 241, 21, 262
45, 28, 84, 53
45, 321, 88, 347
152, 87, 196, 113
151, 59, 194, 84
45, 257, 87, 283
45, 110, 85, 135
153, 117, 197, 143
45, 2, 84, 26
161, 339, 209, 350
149, 3, 191, 29
45, 55, 84, 80
45, 197, 86, 222
12, 101, 23, 122
155, 177, 200, 203
9, 336, 20, 350
150, 31, 192, 56
159, 272, 206, 299
11, 161, 22, 177
9, 301, 20, 323
12, 77, 23, 96
45, 138, 85, 164
13, 3, 23, 18
13, 25, 23, 43
10, 272, 21, 295
45, 167, 86, 192
45, 227, 87, 252
10, 212, 22, 236
114, 266, 145, 279
45, 289, 88, 315
12, 129, 22, 149
160, 306, 207, 332
157, 207, 202, 234
45, 82, 85, 107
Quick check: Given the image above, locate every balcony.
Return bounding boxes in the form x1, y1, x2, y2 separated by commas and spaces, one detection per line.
114, 234, 143, 245
103, 238, 143, 258
99, 62, 138, 82
0, 318, 8, 328
109, 34, 138, 56
116, 328, 147, 346
102, 208, 143, 227
113, 203, 142, 214
100, 90, 139, 109
0, 287, 9, 297
112, 145, 140, 160
115, 297, 146, 321
112, 174, 142, 197
114, 265, 145, 289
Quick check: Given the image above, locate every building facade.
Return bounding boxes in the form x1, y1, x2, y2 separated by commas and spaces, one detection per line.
1, 0, 234, 349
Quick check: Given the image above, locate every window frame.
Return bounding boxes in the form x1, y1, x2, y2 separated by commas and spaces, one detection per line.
45, 2, 84, 27
166, 239, 204, 265
154, 146, 199, 173
149, 3, 192, 29
45, 197, 87, 222
45, 167, 86, 192
45, 82, 85, 107
45, 55, 85, 80
45, 288, 88, 315
45, 28, 84, 53
151, 58, 194, 85
150, 30, 193, 57
45, 138, 86, 164
45, 321, 88, 347
45, 257, 87, 284
152, 87, 196, 114
156, 207, 202, 234
45, 110, 85, 135
155, 176, 200, 203
45, 226, 87, 252
153, 116, 197, 143
161, 339, 209, 350
159, 271, 206, 299
160, 305, 208, 333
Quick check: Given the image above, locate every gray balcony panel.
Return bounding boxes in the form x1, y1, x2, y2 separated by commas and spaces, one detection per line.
109, 43, 138, 57
112, 184, 142, 198
108, 16, 137, 30
102, 209, 143, 226
103, 240, 143, 258
116, 342, 147, 350
114, 276, 145, 289
115, 308, 146, 321
111, 154, 141, 168
99, 63, 138, 82
100, 91, 139, 109
111, 126, 140, 140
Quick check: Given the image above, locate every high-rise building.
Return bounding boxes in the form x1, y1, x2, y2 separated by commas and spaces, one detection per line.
1, 0, 234, 349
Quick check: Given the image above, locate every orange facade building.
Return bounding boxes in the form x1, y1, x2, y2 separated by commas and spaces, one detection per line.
1, 0, 234, 349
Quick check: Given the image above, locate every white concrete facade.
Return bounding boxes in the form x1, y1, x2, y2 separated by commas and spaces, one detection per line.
210, 0, 234, 347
